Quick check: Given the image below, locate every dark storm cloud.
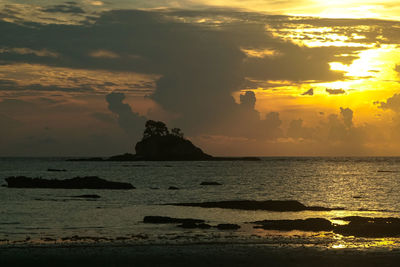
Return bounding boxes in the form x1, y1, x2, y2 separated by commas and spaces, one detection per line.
286, 107, 363, 149
0, 79, 94, 92
42, 2, 85, 14
287, 119, 312, 139
240, 91, 256, 109
105, 92, 146, 139
243, 46, 348, 82
0, 8, 395, 140
378, 93, 400, 112
262, 112, 283, 139
0, 9, 364, 77
340, 107, 353, 129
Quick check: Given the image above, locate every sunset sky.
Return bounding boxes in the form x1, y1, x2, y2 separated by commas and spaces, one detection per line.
1, 0, 400, 156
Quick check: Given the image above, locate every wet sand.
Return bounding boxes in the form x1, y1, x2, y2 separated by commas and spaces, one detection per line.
1, 243, 400, 267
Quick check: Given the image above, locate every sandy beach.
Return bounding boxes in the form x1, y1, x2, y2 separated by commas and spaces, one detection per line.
2, 243, 400, 267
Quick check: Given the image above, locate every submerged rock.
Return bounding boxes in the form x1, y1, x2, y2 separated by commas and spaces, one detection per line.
5, 176, 134, 190
253, 218, 333, 232
200, 181, 222, 186
143, 216, 205, 224
169, 200, 341, 212
168, 186, 179, 190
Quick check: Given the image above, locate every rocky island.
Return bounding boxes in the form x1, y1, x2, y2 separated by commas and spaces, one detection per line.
70, 120, 259, 161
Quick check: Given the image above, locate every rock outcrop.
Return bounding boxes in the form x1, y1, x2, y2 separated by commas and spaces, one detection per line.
134, 135, 212, 161
168, 200, 343, 212
5, 176, 134, 190
67, 120, 260, 161
333, 216, 400, 237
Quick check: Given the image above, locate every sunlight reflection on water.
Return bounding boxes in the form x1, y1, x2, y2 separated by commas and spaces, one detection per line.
1, 157, 400, 250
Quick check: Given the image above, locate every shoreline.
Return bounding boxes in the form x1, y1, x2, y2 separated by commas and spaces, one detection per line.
2, 243, 400, 266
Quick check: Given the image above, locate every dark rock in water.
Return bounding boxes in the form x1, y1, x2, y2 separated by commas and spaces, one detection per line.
169, 200, 341, 212
108, 153, 137, 161
333, 216, 400, 237
200, 181, 222, 186
253, 218, 333, 232
47, 168, 67, 172
143, 216, 204, 224
216, 224, 240, 230
178, 222, 212, 229
71, 194, 101, 199
5, 176, 134, 190
168, 186, 179, 190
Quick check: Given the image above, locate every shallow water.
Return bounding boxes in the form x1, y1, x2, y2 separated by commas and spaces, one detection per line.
1, 157, 400, 249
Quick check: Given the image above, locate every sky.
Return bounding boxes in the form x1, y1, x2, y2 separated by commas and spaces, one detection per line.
1, 1, 400, 156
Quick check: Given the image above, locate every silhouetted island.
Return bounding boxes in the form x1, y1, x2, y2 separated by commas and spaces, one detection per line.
5, 176, 135, 189
69, 120, 260, 161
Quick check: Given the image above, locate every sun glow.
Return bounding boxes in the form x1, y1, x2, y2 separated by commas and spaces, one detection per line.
247, 21, 400, 129
197, 0, 400, 20
320, 45, 400, 94
329, 45, 400, 79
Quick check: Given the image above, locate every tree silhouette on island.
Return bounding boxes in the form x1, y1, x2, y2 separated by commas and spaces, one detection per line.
109, 120, 212, 161
135, 120, 213, 160
70, 120, 259, 161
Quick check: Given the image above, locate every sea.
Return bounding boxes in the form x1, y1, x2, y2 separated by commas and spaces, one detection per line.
1, 157, 400, 250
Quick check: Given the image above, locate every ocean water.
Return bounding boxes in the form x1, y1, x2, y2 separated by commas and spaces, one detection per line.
1, 157, 400, 249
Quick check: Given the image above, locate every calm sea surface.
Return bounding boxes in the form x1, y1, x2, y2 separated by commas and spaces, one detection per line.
1, 157, 400, 249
